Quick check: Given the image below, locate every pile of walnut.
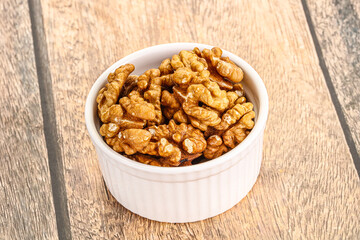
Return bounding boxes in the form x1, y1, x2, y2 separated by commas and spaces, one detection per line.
97, 47, 255, 167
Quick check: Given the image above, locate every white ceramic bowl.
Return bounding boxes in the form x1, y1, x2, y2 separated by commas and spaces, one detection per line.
85, 43, 269, 223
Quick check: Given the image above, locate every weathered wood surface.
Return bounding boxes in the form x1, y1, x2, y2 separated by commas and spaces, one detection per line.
0, 0, 58, 239
23, 0, 360, 239
307, 0, 360, 159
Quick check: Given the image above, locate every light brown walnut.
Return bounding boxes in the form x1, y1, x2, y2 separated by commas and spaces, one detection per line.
202, 47, 244, 83
157, 74, 175, 87
144, 74, 163, 125
121, 75, 139, 97
147, 120, 207, 154
227, 91, 239, 108
182, 82, 229, 131
119, 90, 156, 121
233, 83, 245, 97
170, 54, 185, 70
161, 90, 180, 109
172, 67, 211, 89
204, 135, 228, 159
163, 107, 178, 120
159, 58, 174, 75
208, 66, 233, 90
98, 104, 123, 124
204, 126, 225, 138
223, 111, 255, 148
186, 83, 229, 111
138, 138, 182, 166
137, 68, 161, 90
115, 113, 146, 129
235, 96, 247, 105
172, 86, 187, 104
157, 138, 182, 166
99, 123, 120, 138
193, 47, 202, 57
214, 102, 253, 130
133, 154, 170, 167
161, 90, 181, 120
97, 64, 134, 122
179, 151, 203, 166
168, 120, 206, 154
178, 50, 208, 72
173, 109, 189, 123
105, 129, 152, 155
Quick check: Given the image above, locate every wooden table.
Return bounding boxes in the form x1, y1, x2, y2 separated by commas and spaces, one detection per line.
1, 0, 359, 239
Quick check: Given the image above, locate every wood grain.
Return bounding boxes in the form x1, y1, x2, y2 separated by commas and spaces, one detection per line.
0, 0, 58, 239
307, 0, 360, 158
39, 0, 360, 239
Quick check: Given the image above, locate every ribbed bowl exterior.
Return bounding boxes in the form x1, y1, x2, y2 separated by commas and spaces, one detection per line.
96, 132, 263, 223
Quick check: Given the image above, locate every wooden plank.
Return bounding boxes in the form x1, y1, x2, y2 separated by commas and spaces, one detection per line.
40, 0, 360, 239
306, 0, 360, 160
0, 0, 58, 239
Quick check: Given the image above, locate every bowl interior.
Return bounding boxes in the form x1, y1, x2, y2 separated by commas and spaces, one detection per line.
86, 43, 268, 173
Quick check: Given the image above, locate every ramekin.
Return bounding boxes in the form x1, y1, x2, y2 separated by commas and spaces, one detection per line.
85, 43, 269, 223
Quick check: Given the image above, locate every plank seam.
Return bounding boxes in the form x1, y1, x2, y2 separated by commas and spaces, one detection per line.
27, 0, 72, 239
301, 0, 360, 177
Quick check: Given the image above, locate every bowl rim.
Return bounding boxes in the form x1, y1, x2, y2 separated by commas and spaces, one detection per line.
85, 42, 269, 174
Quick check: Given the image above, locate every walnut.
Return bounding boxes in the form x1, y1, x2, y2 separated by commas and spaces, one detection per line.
235, 96, 247, 105
204, 126, 225, 138
188, 116, 212, 132
161, 90, 180, 108
159, 58, 174, 75
157, 138, 182, 166
168, 120, 206, 154
147, 120, 207, 154
138, 138, 182, 166
239, 110, 256, 129
107, 64, 135, 83
172, 67, 211, 89
97, 64, 135, 122
105, 129, 152, 155
227, 91, 239, 108
161, 90, 189, 123
178, 50, 208, 72
144, 74, 163, 125
204, 135, 228, 159
170, 54, 185, 70
202, 47, 244, 83
137, 68, 161, 90
233, 83, 245, 97
214, 102, 253, 130
119, 90, 156, 121
161, 90, 183, 121
173, 109, 189, 123
115, 113, 146, 129
186, 83, 229, 111
182, 82, 230, 131
98, 104, 123, 124
173, 67, 196, 87
99, 123, 120, 138
193, 47, 202, 57
133, 154, 164, 167
157, 74, 175, 87
223, 111, 255, 148
172, 86, 187, 104
207, 62, 233, 90
179, 151, 203, 166
121, 75, 139, 97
